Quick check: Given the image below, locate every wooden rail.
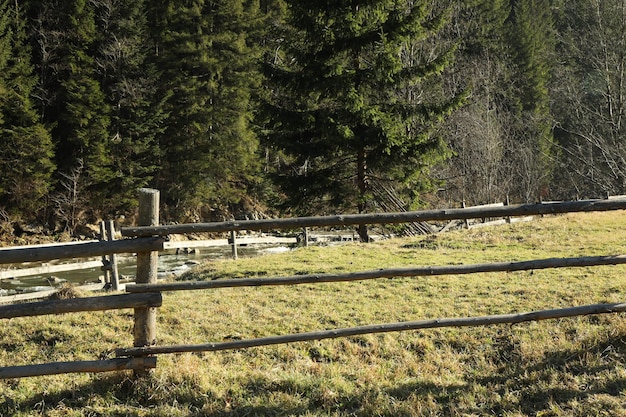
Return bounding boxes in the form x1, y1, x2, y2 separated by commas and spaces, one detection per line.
121, 198, 626, 237
0, 357, 157, 379
0, 260, 103, 280
116, 302, 626, 357
0, 293, 162, 319
126, 254, 626, 293
0, 237, 164, 265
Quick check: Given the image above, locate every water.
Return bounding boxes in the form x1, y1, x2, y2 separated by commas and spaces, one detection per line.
0, 243, 291, 296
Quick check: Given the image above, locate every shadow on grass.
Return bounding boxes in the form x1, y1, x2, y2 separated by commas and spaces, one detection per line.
2, 330, 626, 416
474, 326, 626, 416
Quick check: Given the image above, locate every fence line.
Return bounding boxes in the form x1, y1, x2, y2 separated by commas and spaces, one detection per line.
125, 254, 626, 293
115, 302, 626, 357
2, 190, 626, 379
120, 198, 626, 237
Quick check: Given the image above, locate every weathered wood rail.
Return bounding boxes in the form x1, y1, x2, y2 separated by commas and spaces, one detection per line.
120, 198, 626, 237
2, 189, 626, 379
0, 292, 162, 319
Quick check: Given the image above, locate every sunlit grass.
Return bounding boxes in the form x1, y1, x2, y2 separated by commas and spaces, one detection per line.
2, 211, 626, 416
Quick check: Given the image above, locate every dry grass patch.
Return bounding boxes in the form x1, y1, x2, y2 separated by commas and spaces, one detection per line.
1, 211, 626, 416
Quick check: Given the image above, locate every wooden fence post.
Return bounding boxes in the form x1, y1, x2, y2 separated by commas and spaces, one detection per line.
100, 221, 120, 291
462, 200, 469, 229
99, 222, 110, 287
133, 188, 160, 376
106, 220, 120, 290
230, 230, 238, 259
505, 195, 511, 224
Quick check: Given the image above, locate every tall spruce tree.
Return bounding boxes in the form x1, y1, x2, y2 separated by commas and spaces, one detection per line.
507, 0, 556, 200
147, 0, 263, 219
28, 0, 113, 219
262, 0, 465, 240
0, 0, 55, 217
94, 0, 166, 213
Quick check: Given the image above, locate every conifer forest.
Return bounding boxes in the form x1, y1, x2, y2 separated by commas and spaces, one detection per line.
0, 0, 624, 233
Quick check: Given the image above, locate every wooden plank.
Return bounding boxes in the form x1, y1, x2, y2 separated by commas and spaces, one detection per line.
116, 302, 626, 357
0, 240, 99, 251
0, 283, 127, 305
0, 357, 157, 379
0, 289, 58, 304
163, 236, 296, 250
0, 260, 103, 280
120, 199, 626, 237
0, 292, 162, 319
125, 253, 626, 293
467, 202, 505, 208
0, 237, 164, 265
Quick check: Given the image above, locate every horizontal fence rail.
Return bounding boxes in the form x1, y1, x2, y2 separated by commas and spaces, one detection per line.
115, 302, 626, 357
121, 199, 626, 237
0, 237, 165, 265
0, 357, 157, 379
0, 293, 162, 319
125, 254, 626, 293
0, 260, 104, 280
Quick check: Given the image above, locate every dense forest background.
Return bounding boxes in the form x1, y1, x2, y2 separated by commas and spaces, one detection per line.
0, 0, 624, 235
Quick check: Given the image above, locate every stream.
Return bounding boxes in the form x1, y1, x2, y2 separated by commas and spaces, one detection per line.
0, 243, 291, 296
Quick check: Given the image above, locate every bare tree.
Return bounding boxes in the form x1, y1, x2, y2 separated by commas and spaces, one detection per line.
51, 160, 88, 235
553, 0, 626, 198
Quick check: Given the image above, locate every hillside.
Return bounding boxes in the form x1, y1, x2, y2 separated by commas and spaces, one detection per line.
1, 211, 626, 416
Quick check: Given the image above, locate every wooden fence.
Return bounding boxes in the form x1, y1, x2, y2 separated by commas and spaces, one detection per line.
2, 188, 626, 379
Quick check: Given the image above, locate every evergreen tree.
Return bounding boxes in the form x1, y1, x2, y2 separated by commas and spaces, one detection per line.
262, 0, 466, 240
506, 0, 556, 200
148, 0, 263, 219
94, 0, 166, 213
28, 0, 113, 217
0, 0, 55, 216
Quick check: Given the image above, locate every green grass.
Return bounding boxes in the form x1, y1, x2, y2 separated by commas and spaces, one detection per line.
2, 211, 626, 416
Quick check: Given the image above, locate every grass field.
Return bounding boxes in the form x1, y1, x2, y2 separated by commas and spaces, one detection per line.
2, 211, 626, 416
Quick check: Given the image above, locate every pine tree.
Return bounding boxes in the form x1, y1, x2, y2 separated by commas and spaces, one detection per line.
262, 0, 466, 240
148, 0, 263, 219
0, 0, 55, 217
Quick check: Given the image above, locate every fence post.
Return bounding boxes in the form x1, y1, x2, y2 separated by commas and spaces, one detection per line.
106, 220, 120, 290
133, 188, 160, 376
462, 200, 469, 229
99, 222, 111, 287
230, 230, 238, 259
505, 195, 511, 224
